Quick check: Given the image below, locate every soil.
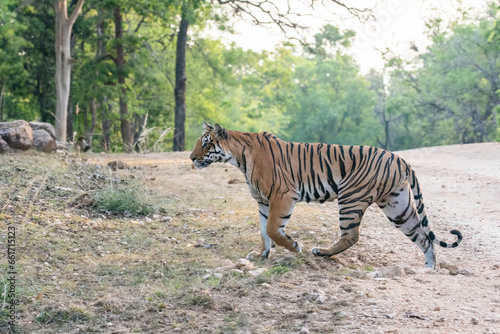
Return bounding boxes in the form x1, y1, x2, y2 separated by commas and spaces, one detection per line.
88, 142, 500, 334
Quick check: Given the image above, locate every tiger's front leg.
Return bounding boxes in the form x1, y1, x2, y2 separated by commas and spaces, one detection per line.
266, 198, 301, 253
257, 202, 273, 258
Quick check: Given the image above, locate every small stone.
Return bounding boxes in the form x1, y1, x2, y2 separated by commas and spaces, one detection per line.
492, 263, 500, 269
261, 283, 271, 289
471, 316, 479, 325
234, 258, 254, 270
247, 268, 267, 277
378, 266, 404, 279
213, 273, 223, 279
299, 327, 310, 334
366, 271, 379, 279
437, 269, 450, 275
399, 263, 417, 275
458, 268, 472, 276
246, 251, 260, 261
447, 266, 459, 275
221, 259, 234, 267
107, 160, 128, 171
230, 269, 244, 275
315, 294, 327, 304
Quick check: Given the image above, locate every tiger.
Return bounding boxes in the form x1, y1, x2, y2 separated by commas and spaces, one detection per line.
189, 123, 462, 269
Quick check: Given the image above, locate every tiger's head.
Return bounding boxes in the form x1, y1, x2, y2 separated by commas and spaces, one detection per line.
190, 122, 231, 169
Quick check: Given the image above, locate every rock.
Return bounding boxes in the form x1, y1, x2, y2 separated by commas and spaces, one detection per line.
437, 269, 450, 275
29, 122, 55, 139
439, 261, 460, 275
378, 266, 404, 279
399, 263, 417, 275
32, 129, 56, 152
315, 293, 327, 304
108, 160, 128, 171
0, 137, 11, 153
246, 251, 261, 261
230, 269, 244, 275
221, 259, 234, 267
247, 268, 267, 277
299, 327, 310, 334
234, 258, 254, 271
471, 316, 479, 325
458, 268, 472, 276
0, 120, 32, 150
366, 271, 379, 279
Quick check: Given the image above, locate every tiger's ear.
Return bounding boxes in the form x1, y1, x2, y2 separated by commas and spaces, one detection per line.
214, 124, 228, 140
203, 122, 213, 131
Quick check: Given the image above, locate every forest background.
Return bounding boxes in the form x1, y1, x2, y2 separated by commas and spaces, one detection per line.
0, 0, 499, 153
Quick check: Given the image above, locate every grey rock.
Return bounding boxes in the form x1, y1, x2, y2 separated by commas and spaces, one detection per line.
378, 266, 405, 279
32, 129, 56, 153
0, 120, 32, 150
0, 137, 10, 153
29, 122, 55, 139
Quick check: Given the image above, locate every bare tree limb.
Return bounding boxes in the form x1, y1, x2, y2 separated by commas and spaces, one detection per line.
68, 0, 85, 26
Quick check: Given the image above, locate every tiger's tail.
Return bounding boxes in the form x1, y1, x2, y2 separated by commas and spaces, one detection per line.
407, 165, 463, 248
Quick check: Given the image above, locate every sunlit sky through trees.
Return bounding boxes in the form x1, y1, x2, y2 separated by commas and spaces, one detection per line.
212, 0, 492, 73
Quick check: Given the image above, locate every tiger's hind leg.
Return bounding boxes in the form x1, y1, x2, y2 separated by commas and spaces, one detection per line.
311, 202, 369, 258
377, 182, 436, 268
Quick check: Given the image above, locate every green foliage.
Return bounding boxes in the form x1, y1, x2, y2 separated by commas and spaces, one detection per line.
0, 2, 497, 151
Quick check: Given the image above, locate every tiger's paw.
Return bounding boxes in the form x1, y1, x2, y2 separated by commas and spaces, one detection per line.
292, 242, 302, 253
311, 248, 331, 257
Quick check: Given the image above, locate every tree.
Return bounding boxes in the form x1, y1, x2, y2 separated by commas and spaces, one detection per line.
54, 0, 85, 142
173, 15, 189, 151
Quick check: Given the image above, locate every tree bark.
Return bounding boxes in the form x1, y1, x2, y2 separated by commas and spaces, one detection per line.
67, 96, 73, 140
102, 98, 112, 151
173, 16, 189, 152
84, 97, 97, 146
114, 6, 133, 153
54, 0, 85, 142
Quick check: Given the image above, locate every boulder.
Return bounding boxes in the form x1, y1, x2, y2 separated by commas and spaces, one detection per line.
32, 129, 56, 153
29, 122, 56, 140
0, 137, 10, 153
0, 120, 32, 150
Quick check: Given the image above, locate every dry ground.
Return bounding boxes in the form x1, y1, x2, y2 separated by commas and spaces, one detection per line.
0, 142, 499, 333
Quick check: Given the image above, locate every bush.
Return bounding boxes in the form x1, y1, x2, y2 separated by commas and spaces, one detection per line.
91, 180, 156, 216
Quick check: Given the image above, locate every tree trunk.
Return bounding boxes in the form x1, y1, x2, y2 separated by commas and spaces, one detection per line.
67, 96, 73, 140
114, 6, 133, 153
54, 0, 85, 142
0, 82, 5, 122
173, 16, 189, 152
102, 98, 112, 151
85, 97, 97, 146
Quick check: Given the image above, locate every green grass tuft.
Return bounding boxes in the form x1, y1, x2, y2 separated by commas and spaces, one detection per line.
91, 180, 156, 215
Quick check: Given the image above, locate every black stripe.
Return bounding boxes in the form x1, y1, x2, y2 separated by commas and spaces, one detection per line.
340, 222, 360, 230
259, 211, 268, 219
